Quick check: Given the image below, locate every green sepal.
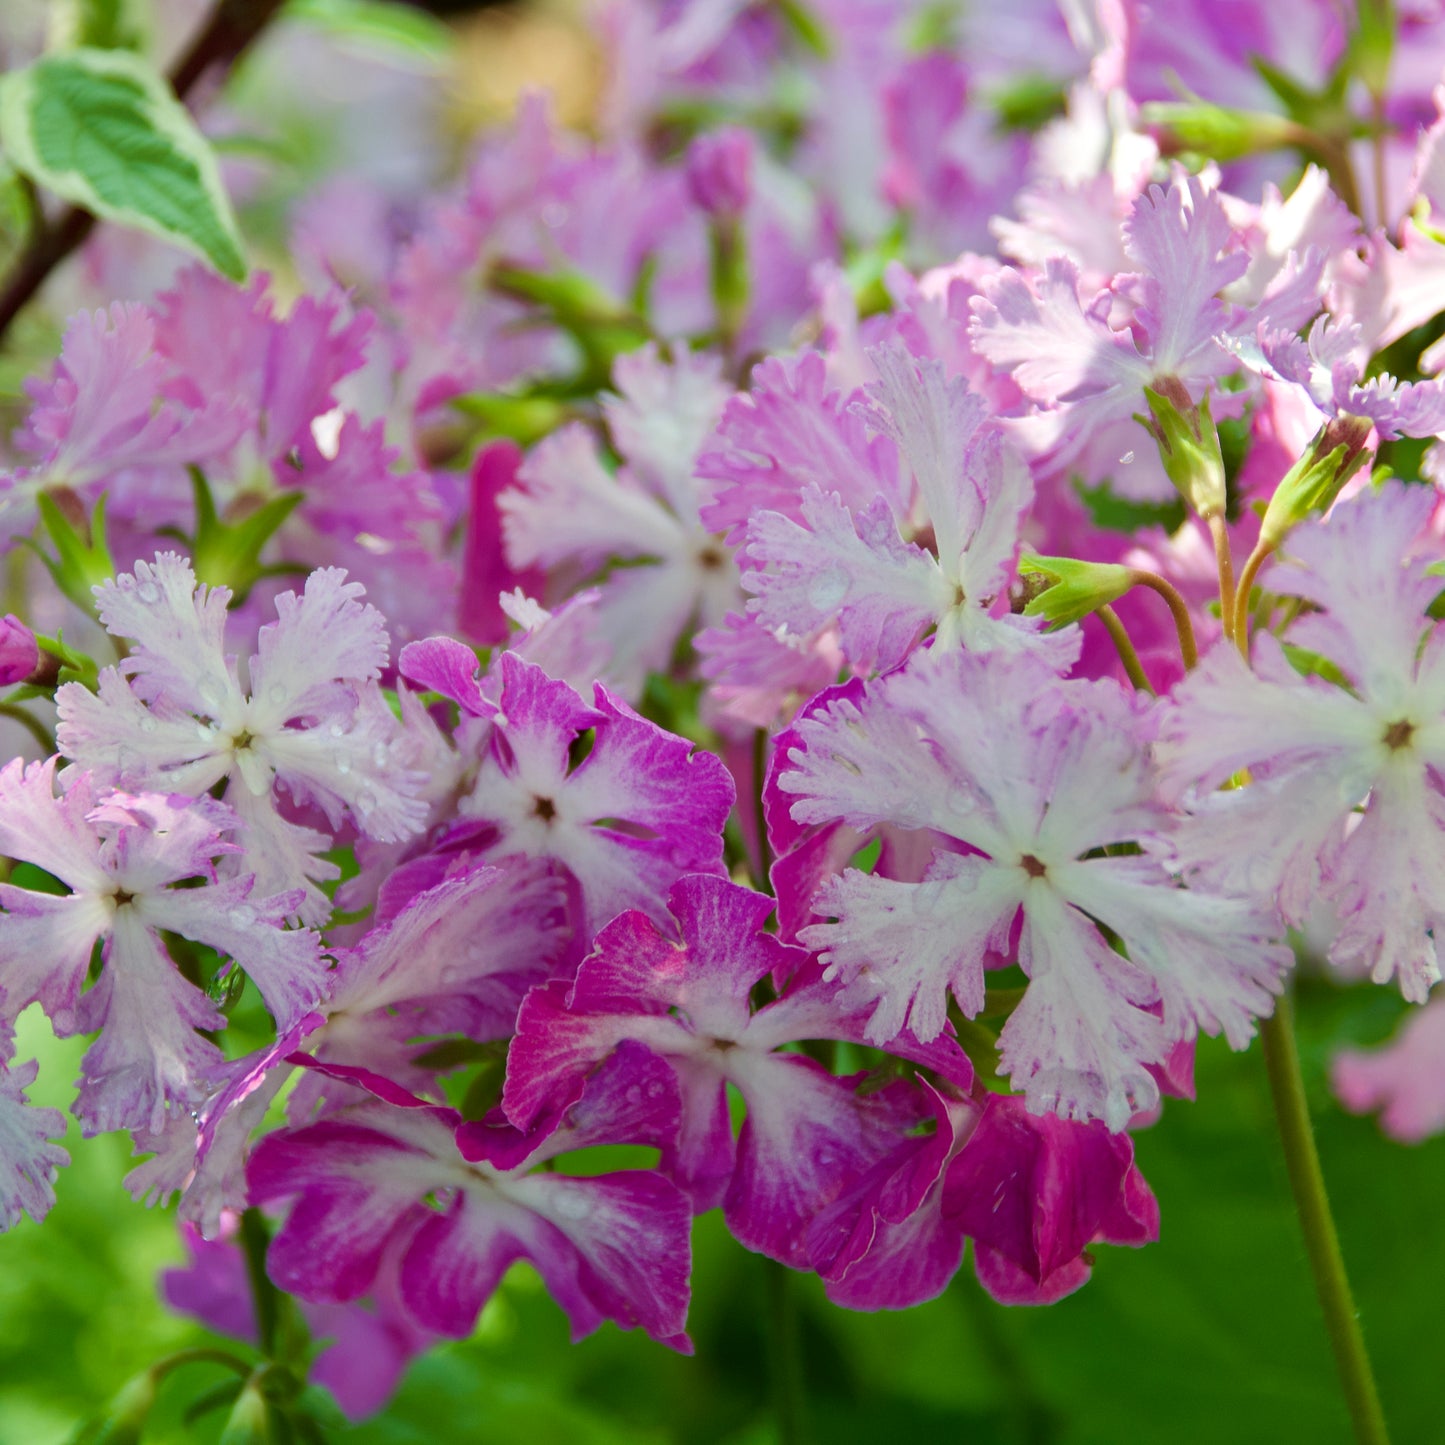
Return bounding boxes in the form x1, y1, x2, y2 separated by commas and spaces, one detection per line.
1258, 415, 1374, 550
1138, 380, 1227, 519
451, 391, 570, 447
184, 466, 304, 598
1018, 552, 1135, 628
217, 1378, 272, 1445
31, 491, 114, 617
1141, 99, 1300, 163
488, 263, 652, 387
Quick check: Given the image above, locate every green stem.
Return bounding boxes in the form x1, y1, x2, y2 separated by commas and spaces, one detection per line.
1129, 569, 1199, 670
238, 1207, 280, 1358
1096, 606, 1155, 696
763, 1258, 808, 1445
1261, 996, 1391, 1445
0, 701, 54, 754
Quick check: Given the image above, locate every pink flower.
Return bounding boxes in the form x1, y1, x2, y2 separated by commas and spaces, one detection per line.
1158, 480, 1445, 1003
780, 648, 1288, 1128
0, 762, 323, 1134
58, 556, 427, 923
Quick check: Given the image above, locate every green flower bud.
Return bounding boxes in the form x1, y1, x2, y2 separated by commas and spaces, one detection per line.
1017, 553, 1135, 627
1138, 379, 1227, 520
1258, 415, 1373, 550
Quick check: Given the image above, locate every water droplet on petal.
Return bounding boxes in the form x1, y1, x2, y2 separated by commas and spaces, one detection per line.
137, 581, 160, 604
356, 788, 377, 812
372, 742, 389, 767
1119, 450, 1135, 465
229, 904, 256, 927
336, 755, 352, 775
268, 684, 287, 705
329, 722, 345, 739
138, 715, 158, 734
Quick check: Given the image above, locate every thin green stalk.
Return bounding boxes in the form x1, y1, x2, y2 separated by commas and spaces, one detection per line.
1261, 995, 1390, 1445
1096, 606, 1155, 696
0, 702, 53, 754
763, 1258, 808, 1445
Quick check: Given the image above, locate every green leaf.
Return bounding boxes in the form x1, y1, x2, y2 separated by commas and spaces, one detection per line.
285, 0, 454, 65
1074, 476, 1187, 535
0, 47, 246, 279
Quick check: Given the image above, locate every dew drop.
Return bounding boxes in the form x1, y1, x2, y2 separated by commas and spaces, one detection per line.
229, 904, 256, 927
372, 742, 389, 767
137, 581, 160, 604
625, 1085, 644, 1106
807, 568, 849, 613
329, 722, 346, 739
268, 684, 288, 705
357, 788, 377, 812
1118, 450, 1135, 465
336, 755, 352, 775
138, 715, 158, 734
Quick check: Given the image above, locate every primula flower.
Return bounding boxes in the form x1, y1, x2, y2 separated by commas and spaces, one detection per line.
0, 303, 249, 538
740, 346, 1062, 673
1157, 480, 1445, 1003
248, 1047, 693, 1347
399, 643, 734, 937
58, 555, 427, 924
504, 874, 971, 1264
1333, 994, 1445, 1143
778, 648, 1289, 1128
500, 344, 737, 693
970, 174, 1317, 499
125, 854, 570, 1234
0, 762, 324, 1135
808, 1082, 1157, 1308
1235, 314, 1445, 439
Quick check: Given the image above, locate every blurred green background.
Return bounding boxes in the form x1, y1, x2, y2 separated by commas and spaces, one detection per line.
1, 975, 1437, 1445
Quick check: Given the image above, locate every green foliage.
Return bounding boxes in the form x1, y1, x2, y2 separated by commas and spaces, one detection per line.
284, 0, 454, 66
0, 47, 246, 280
1073, 478, 1187, 536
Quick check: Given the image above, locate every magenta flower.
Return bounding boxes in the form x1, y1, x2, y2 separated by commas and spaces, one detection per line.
504, 874, 971, 1263
809, 1082, 1157, 1308
401, 647, 733, 937
248, 1047, 692, 1346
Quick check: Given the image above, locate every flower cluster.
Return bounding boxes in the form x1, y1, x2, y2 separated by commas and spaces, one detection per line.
5, 0, 1445, 1427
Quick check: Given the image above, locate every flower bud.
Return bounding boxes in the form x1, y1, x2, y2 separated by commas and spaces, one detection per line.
0, 615, 40, 685
1138, 379, 1226, 520
686, 127, 754, 221
1258, 415, 1374, 550
1017, 553, 1135, 627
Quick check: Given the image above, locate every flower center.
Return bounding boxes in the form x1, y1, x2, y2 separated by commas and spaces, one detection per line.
1383, 718, 1416, 751
1020, 853, 1048, 879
